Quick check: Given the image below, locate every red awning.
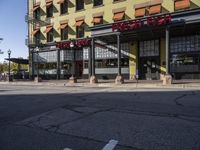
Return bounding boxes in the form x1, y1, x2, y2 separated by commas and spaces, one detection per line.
32, 29, 40, 36
60, 23, 68, 29
175, 0, 190, 10
74, 20, 84, 27
44, 26, 53, 33
45, 2, 53, 7
32, 5, 40, 11
149, 5, 161, 15
113, 12, 125, 21
92, 17, 103, 24
135, 8, 145, 17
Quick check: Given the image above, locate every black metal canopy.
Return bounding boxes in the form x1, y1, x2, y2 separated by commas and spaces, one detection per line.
5, 58, 29, 64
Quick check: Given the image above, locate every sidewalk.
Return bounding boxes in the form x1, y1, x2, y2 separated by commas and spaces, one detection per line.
1, 79, 200, 89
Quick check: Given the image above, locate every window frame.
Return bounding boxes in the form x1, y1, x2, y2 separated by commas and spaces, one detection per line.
46, 4, 53, 18
61, 27, 68, 40
76, 25, 85, 38
60, 0, 68, 15
76, 0, 84, 11
93, 0, 103, 7
47, 29, 54, 42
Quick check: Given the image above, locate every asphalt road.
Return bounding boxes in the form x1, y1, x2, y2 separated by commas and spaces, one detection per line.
0, 84, 200, 150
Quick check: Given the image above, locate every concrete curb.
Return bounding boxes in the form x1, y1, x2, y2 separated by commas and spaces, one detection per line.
1, 81, 200, 90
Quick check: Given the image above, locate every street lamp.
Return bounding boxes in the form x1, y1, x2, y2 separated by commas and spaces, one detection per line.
69, 40, 77, 83
7, 49, 12, 82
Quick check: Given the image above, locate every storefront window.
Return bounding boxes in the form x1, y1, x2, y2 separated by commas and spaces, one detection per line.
170, 54, 200, 73
139, 40, 159, 57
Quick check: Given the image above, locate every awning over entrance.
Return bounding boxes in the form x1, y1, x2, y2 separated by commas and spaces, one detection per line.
5, 58, 29, 65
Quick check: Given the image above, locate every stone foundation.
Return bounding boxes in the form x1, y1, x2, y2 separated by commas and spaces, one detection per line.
68, 76, 77, 84
115, 75, 124, 84
90, 75, 98, 84
34, 77, 42, 83
163, 74, 172, 85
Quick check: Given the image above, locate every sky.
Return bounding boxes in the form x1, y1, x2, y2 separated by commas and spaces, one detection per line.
0, 0, 28, 63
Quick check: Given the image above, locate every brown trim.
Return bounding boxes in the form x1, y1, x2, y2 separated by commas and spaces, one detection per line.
92, 12, 104, 17
112, 7, 126, 13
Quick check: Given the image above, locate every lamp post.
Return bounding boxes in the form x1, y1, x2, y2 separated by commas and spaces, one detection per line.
69, 40, 77, 83
7, 49, 12, 82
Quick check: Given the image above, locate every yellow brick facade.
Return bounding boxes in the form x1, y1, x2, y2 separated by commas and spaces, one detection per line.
29, 0, 200, 43
28, 0, 200, 80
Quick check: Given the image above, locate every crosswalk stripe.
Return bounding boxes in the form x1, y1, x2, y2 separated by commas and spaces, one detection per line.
102, 139, 119, 150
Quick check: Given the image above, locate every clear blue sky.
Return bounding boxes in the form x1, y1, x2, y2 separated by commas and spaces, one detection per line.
0, 0, 27, 62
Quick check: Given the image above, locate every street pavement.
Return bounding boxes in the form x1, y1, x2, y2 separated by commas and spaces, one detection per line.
0, 84, 200, 150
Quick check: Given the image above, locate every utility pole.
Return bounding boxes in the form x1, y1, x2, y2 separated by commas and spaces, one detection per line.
0, 38, 3, 54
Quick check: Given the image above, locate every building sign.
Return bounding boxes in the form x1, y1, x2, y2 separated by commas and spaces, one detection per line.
56, 39, 91, 49
112, 14, 172, 32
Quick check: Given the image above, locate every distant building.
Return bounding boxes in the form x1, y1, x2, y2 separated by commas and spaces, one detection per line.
26, 0, 200, 80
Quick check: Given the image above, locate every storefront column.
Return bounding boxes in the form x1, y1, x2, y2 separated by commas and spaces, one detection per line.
57, 49, 61, 80
69, 43, 77, 83
115, 33, 124, 84
88, 45, 92, 78
163, 27, 172, 85
90, 38, 98, 84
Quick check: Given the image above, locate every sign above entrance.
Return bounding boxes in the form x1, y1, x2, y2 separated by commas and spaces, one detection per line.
56, 39, 91, 49
112, 14, 172, 32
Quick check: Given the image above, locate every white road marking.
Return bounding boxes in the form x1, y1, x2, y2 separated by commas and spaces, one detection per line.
63, 148, 73, 150
102, 139, 119, 150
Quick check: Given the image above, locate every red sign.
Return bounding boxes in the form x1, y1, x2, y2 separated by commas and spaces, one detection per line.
112, 14, 172, 32
56, 39, 91, 49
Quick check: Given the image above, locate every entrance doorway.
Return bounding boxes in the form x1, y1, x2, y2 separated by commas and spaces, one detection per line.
138, 39, 160, 80
140, 57, 160, 80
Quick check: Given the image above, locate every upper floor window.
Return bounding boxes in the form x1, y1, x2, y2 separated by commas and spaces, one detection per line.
60, 23, 68, 40
74, 20, 85, 38
44, 26, 53, 42
60, 0, 68, 14
76, 0, 84, 11
174, 0, 190, 11
94, 0, 103, 7
33, 7, 40, 20
32, 29, 40, 45
46, 2, 53, 18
